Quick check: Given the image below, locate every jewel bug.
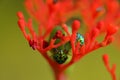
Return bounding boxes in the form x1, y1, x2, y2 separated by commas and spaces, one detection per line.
49, 27, 85, 64
53, 49, 68, 64
76, 33, 84, 46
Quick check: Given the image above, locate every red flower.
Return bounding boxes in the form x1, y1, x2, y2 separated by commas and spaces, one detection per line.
76, 0, 120, 30
17, 0, 119, 80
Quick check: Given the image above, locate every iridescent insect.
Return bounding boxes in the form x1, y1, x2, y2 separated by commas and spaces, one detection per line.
76, 33, 84, 46
50, 27, 85, 64
53, 49, 68, 64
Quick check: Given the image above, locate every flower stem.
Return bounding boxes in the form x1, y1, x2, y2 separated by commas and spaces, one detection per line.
54, 71, 67, 80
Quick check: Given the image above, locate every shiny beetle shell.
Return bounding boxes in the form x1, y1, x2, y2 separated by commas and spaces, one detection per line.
76, 33, 84, 45
53, 49, 68, 64
50, 27, 85, 64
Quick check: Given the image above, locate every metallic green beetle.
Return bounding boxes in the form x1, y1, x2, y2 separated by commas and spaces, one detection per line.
50, 27, 84, 64
76, 33, 84, 46
53, 49, 68, 64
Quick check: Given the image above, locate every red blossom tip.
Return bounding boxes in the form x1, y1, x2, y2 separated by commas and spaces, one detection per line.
107, 24, 118, 36
72, 20, 80, 33
17, 12, 24, 19
103, 54, 109, 65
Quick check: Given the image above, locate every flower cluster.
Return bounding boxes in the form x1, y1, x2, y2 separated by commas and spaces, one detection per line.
75, 0, 120, 30
17, 0, 119, 80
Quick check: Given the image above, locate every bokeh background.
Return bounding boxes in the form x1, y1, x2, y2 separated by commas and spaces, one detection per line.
0, 0, 120, 80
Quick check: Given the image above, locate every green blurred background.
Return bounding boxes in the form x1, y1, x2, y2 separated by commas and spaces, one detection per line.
0, 0, 120, 80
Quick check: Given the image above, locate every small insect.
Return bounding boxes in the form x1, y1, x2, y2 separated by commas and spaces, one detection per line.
53, 49, 68, 64
50, 27, 85, 64
76, 33, 84, 46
